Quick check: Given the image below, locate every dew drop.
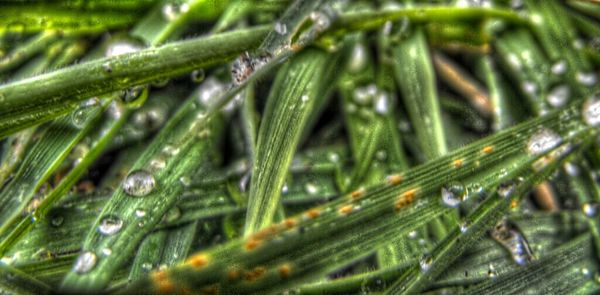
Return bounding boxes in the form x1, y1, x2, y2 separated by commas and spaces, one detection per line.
162, 3, 178, 21
304, 183, 319, 195
374, 92, 390, 115
135, 209, 147, 218
488, 264, 498, 279
348, 43, 367, 73
408, 230, 418, 239
149, 157, 166, 171
274, 22, 287, 35
459, 220, 470, 233
71, 98, 100, 128
491, 219, 534, 265
105, 38, 144, 57
526, 128, 562, 156
101, 248, 112, 256
497, 181, 516, 198
119, 85, 149, 108
353, 84, 377, 105
576, 72, 598, 87
162, 145, 180, 156
564, 162, 579, 176
550, 60, 567, 75
123, 170, 156, 197
583, 95, 600, 126
547, 85, 570, 108
142, 262, 153, 271
419, 254, 433, 272
198, 77, 226, 107
179, 176, 191, 187
163, 206, 181, 223
582, 202, 598, 217
441, 181, 467, 208
98, 216, 123, 235
191, 69, 205, 83
521, 81, 537, 95
74, 251, 97, 274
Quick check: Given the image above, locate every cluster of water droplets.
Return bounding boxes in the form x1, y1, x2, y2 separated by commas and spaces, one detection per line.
349, 84, 391, 117
490, 219, 534, 265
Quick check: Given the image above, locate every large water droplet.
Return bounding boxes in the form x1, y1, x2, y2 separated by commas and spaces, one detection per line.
74, 251, 97, 274
123, 170, 156, 197
197, 77, 226, 108
441, 181, 467, 208
98, 216, 123, 235
547, 85, 570, 108
583, 95, 600, 126
72, 98, 100, 128
491, 219, 534, 265
527, 128, 562, 156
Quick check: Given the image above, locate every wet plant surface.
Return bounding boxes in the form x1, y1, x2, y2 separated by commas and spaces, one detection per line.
0, 0, 599, 294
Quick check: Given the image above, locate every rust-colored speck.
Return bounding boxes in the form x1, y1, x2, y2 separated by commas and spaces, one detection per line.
338, 204, 354, 215
482, 146, 494, 154
186, 253, 209, 268
279, 263, 292, 278
306, 208, 321, 219
386, 174, 403, 185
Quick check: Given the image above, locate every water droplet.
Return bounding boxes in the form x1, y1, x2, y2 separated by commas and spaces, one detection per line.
102, 62, 112, 73
328, 152, 340, 163
375, 150, 387, 161
583, 95, 600, 126
582, 203, 598, 217
98, 216, 123, 235
135, 209, 147, 218
105, 37, 144, 57
133, 107, 167, 130
564, 162, 579, 176
162, 145, 180, 156
408, 230, 418, 239
179, 176, 191, 187
527, 128, 562, 156
274, 22, 287, 35
197, 77, 226, 107
441, 181, 467, 208
547, 85, 570, 108
281, 182, 289, 194
459, 220, 470, 233
151, 78, 169, 88
119, 85, 149, 108
163, 206, 181, 223
71, 98, 100, 128
101, 248, 112, 256
162, 3, 178, 21
142, 262, 153, 271
304, 183, 319, 195
301, 94, 309, 103
374, 92, 390, 115
310, 11, 331, 32
74, 251, 97, 274
123, 170, 156, 197
191, 69, 205, 83
491, 219, 534, 265
576, 72, 598, 87
497, 181, 516, 198
348, 43, 367, 73
419, 254, 433, 272
149, 157, 166, 171
551, 60, 567, 75
488, 264, 498, 279
522, 81, 537, 95
507, 53, 522, 70
51, 216, 64, 227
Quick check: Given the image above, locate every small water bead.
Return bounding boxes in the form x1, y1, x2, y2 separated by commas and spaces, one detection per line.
98, 216, 123, 235
119, 85, 149, 108
304, 183, 319, 195
74, 251, 97, 274
488, 264, 498, 279
163, 206, 181, 223
72, 98, 101, 128
491, 219, 534, 265
582, 203, 598, 217
149, 157, 166, 171
547, 85, 570, 108
551, 60, 568, 75
459, 220, 470, 233
576, 72, 598, 87
101, 248, 112, 256
521, 81, 537, 95
142, 262, 153, 271
301, 94, 310, 103
564, 162, 580, 176
497, 181, 516, 198
179, 176, 191, 187
328, 152, 340, 163
374, 92, 390, 115
419, 254, 433, 272
162, 3, 186, 21
133, 107, 167, 130
105, 39, 143, 57
353, 84, 377, 105
441, 181, 467, 208
135, 209, 147, 218
123, 170, 156, 197
310, 11, 331, 32
583, 95, 600, 126
274, 22, 287, 35
191, 69, 205, 83
507, 54, 522, 70
198, 77, 226, 107
408, 230, 418, 239
162, 145, 180, 156
527, 128, 562, 156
